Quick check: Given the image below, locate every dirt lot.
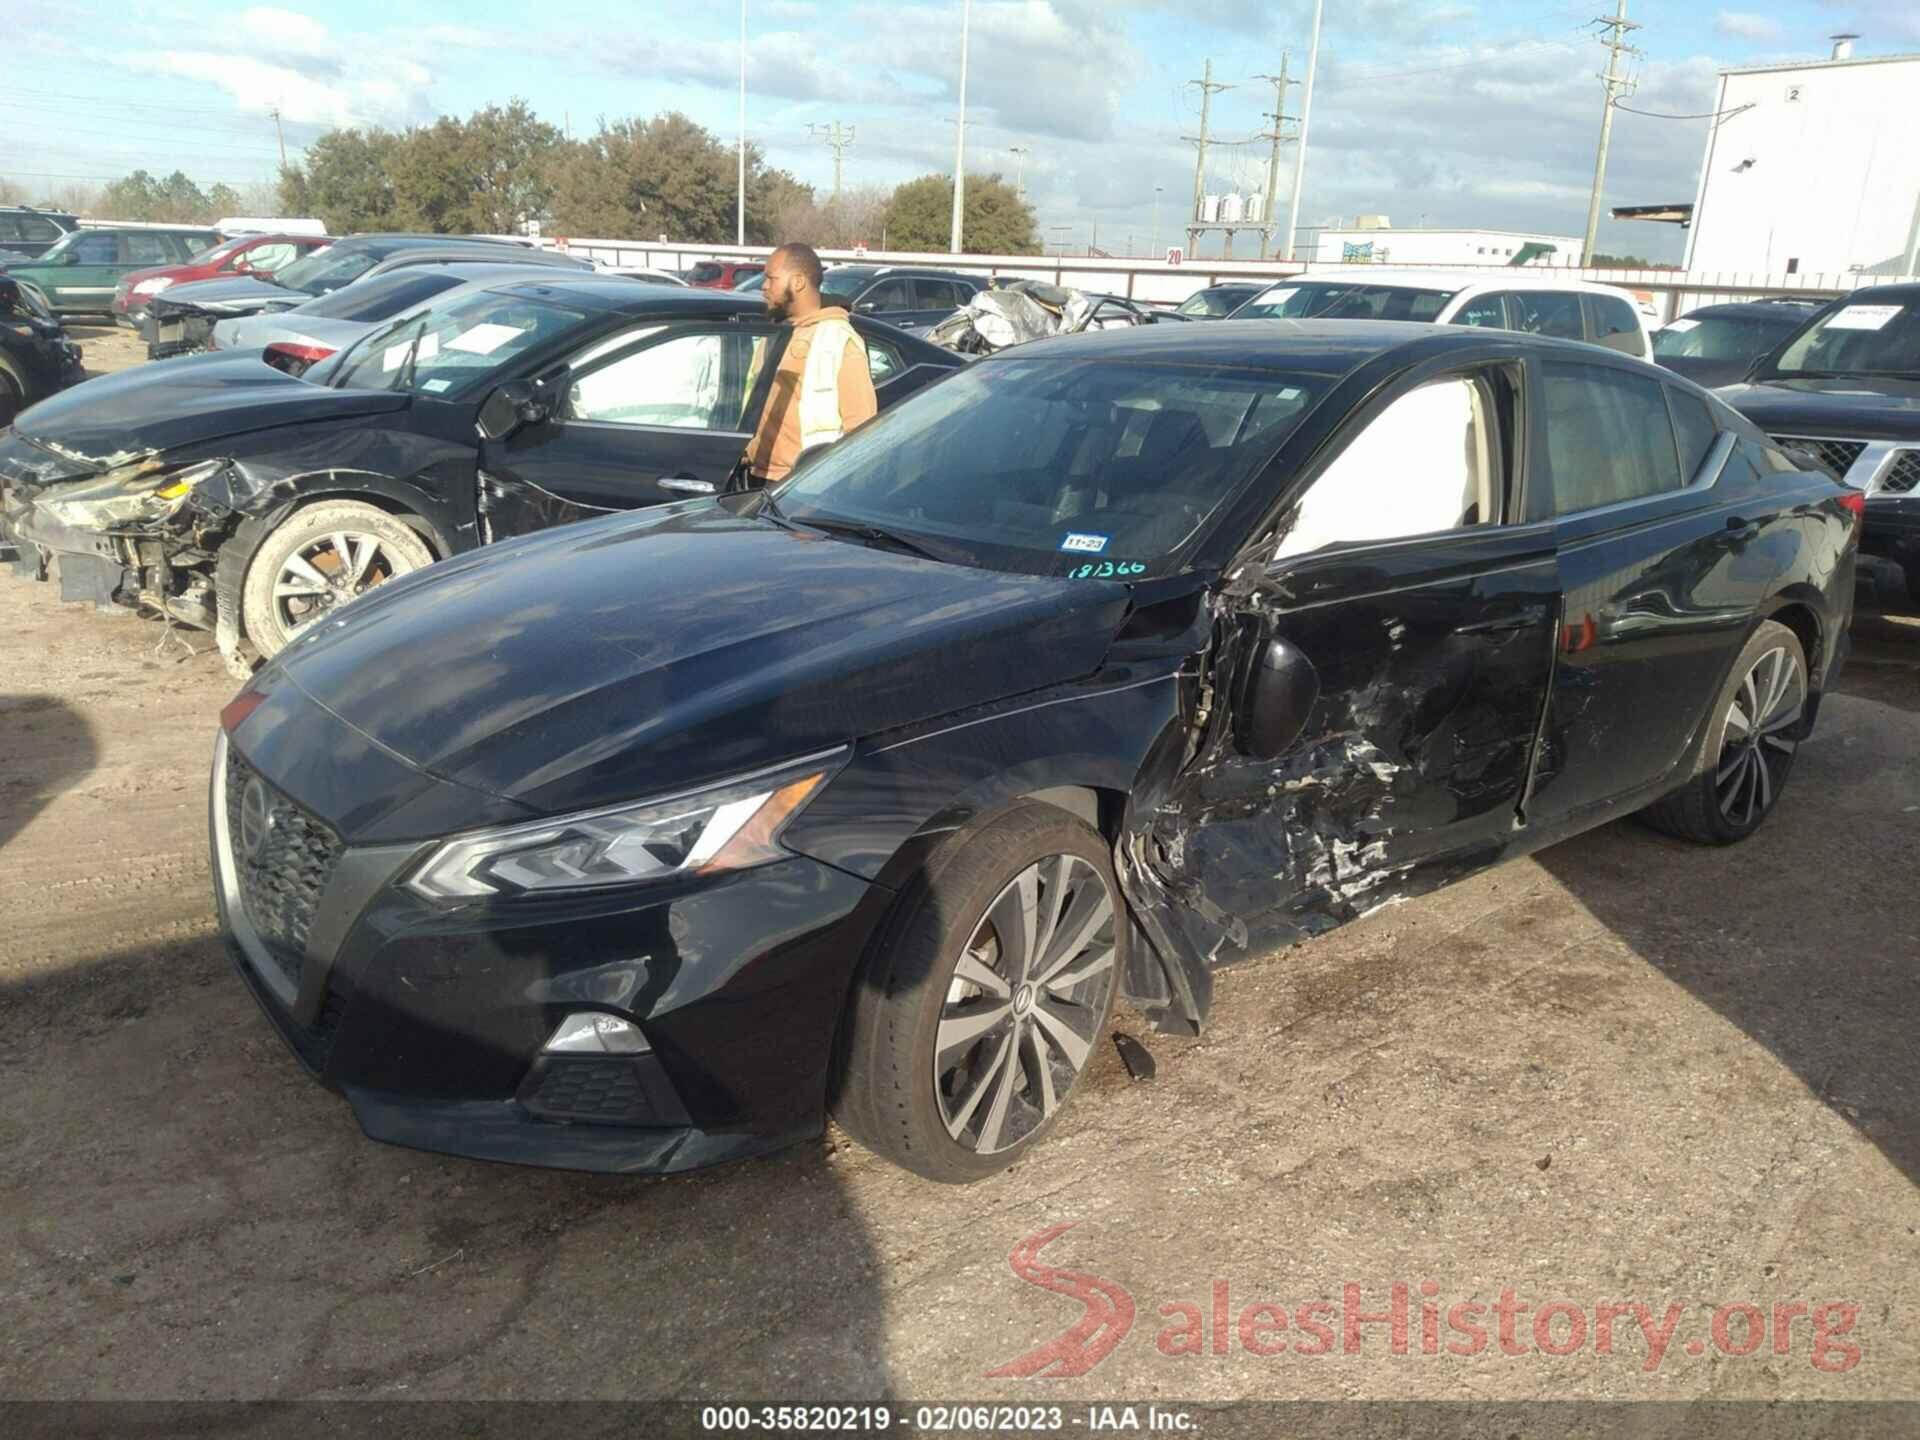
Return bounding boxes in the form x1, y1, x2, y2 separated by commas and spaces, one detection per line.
3, 332, 1919, 1415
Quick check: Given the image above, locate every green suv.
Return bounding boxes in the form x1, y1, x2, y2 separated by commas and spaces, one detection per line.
0, 226, 220, 318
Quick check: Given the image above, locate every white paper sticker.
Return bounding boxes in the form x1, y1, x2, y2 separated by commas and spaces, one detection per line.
421, 379, 452, 393
1825, 304, 1902, 331
446, 322, 525, 355
1256, 286, 1299, 308
380, 340, 411, 372
1661, 318, 1700, 333
416, 333, 440, 361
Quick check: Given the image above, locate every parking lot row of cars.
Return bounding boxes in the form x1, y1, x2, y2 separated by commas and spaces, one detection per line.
0, 225, 1909, 1185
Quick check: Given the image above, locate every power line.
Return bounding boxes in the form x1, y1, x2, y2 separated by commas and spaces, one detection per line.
1581, 0, 1643, 266
1614, 100, 1754, 120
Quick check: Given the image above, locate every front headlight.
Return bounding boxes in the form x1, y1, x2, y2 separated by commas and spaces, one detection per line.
133, 277, 174, 295
406, 749, 846, 902
38, 458, 225, 529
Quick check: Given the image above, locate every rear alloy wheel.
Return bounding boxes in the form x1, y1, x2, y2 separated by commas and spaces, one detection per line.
241, 500, 435, 658
1641, 619, 1808, 844
835, 804, 1123, 1182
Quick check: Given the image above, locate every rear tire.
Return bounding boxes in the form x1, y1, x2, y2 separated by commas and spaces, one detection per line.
240, 500, 435, 659
833, 804, 1123, 1183
1640, 619, 1807, 844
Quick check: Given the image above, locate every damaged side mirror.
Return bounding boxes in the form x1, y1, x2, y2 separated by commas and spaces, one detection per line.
1234, 633, 1320, 760
476, 380, 550, 442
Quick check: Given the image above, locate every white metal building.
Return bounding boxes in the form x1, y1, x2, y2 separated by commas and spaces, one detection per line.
1304, 222, 1583, 268
1684, 42, 1920, 276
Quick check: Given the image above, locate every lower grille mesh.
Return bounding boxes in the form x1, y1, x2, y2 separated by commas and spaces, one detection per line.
1771, 435, 1867, 479
1883, 450, 1920, 495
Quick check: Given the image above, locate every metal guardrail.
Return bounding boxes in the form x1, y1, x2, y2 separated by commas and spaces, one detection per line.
521, 234, 1920, 325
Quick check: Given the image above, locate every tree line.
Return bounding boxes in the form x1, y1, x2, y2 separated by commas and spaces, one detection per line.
271, 100, 1038, 252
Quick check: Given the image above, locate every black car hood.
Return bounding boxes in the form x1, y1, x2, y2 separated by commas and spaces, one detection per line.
273, 504, 1132, 820
1718, 376, 1920, 441
1658, 355, 1751, 390
14, 353, 408, 465
153, 275, 303, 316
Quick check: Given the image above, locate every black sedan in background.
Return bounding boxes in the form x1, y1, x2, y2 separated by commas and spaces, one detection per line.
0, 276, 84, 428
0, 281, 962, 669
821, 265, 985, 332
210, 321, 1857, 1182
1651, 298, 1821, 388
1717, 282, 1920, 609
1165, 282, 1266, 319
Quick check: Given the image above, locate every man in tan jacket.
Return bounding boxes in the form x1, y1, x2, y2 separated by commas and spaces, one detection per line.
744, 243, 878, 484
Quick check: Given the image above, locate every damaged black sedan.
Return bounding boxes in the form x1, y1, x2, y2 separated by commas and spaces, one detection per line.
0, 278, 959, 673
212, 321, 1858, 1182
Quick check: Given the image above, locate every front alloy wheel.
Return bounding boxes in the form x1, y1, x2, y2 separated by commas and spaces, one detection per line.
835, 803, 1124, 1182
239, 499, 435, 658
935, 855, 1118, 1156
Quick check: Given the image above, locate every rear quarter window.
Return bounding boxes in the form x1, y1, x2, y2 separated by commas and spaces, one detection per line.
1536, 360, 1685, 517
1585, 293, 1646, 356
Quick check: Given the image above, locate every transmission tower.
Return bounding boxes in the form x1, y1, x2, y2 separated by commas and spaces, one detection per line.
1182, 59, 1233, 256
1580, 0, 1643, 265
808, 120, 857, 197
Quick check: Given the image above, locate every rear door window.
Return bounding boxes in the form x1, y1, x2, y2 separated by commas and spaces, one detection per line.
1666, 388, 1720, 481
1511, 291, 1586, 341
1536, 360, 1685, 517
70, 232, 120, 264
1452, 293, 1510, 329
860, 277, 916, 312
1583, 293, 1646, 356
126, 233, 175, 266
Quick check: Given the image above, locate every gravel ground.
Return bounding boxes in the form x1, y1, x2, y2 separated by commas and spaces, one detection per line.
2, 329, 1917, 1417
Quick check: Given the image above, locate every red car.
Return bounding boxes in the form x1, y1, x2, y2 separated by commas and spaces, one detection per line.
113, 231, 333, 328
684, 258, 764, 289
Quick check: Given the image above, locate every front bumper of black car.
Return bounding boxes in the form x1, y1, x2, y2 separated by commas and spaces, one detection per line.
210, 729, 888, 1175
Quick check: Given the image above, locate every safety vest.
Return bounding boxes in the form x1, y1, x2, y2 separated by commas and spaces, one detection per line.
798, 315, 865, 453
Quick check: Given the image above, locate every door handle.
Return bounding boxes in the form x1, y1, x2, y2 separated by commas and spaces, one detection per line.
658, 476, 717, 495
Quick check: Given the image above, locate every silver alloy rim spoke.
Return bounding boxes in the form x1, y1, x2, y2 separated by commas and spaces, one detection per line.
1716, 648, 1801, 824
933, 853, 1118, 1154
936, 1001, 1012, 1065
943, 1032, 1012, 1139
953, 951, 1011, 999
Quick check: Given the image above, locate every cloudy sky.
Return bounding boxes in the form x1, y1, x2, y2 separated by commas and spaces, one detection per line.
9, 0, 1918, 260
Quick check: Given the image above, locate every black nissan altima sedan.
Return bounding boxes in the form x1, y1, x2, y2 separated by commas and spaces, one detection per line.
212, 320, 1860, 1182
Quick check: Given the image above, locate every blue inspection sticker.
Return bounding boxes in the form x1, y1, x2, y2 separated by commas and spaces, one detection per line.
1060, 532, 1110, 554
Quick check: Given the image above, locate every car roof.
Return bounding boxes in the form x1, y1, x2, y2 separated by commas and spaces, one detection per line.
1673, 300, 1823, 322
80, 225, 218, 236
1264, 268, 1635, 298
482, 276, 764, 316
1844, 281, 1920, 305
1010, 316, 1673, 374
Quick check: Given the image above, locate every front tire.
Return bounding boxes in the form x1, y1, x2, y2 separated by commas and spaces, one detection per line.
240, 500, 435, 658
834, 804, 1124, 1183
1641, 619, 1808, 844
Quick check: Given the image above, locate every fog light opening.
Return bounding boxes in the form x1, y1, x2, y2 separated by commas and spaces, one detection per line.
543, 1012, 650, 1055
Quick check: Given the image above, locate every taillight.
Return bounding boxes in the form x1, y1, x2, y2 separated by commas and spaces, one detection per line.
1837, 489, 1866, 529
263, 340, 336, 376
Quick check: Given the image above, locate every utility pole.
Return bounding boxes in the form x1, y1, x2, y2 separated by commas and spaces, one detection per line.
737, 0, 747, 246
1282, 0, 1322, 261
1253, 54, 1295, 258
1182, 59, 1231, 256
1152, 184, 1163, 258
1581, 0, 1642, 266
268, 106, 287, 172
1009, 144, 1030, 200
949, 0, 972, 254
808, 121, 856, 197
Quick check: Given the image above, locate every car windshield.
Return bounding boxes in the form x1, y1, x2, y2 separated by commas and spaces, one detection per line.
820, 268, 873, 300
332, 288, 585, 397
1177, 288, 1244, 317
296, 269, 464, 321
1233, 280, 1456, 322
185, 238, 245, 266
272, 246, 378, 295
771, 355, 1322, 576
687, 262, 724, 283
1765, 295, 1920, 379
1654, 311, 1803, 362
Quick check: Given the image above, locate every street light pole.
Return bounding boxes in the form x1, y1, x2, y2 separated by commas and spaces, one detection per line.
1152, 185, 1163, 258
1282, 0, 1322, 262
736, 0, 747, 246
949, 0, 972, 254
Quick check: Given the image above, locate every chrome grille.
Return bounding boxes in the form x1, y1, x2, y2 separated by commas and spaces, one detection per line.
1771, 435, 1867, 479
223, 750, 342, 987
1883, 450, 1920, 495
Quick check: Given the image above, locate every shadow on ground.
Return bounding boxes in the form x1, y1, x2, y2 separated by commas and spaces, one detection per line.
1539, 636, 1920, 1188
0, 694, 95, 856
